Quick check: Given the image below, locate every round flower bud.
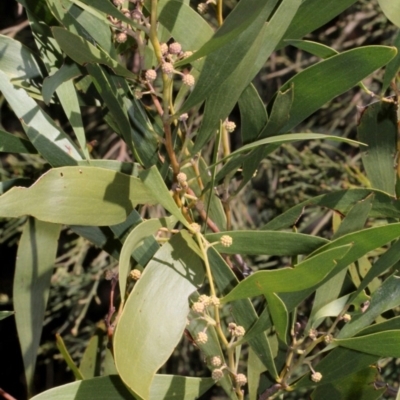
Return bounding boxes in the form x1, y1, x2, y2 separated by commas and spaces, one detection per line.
234, 325, 246, 337
210, 356, 222, 367
145, 69, 157, 81
189, 223, 200, 233
212, 368, 224, 381
209, 295, 220, 306
324, 334, 333, 344
169, 42, 182, 55
311, 372, 322, 382
197, 2, 208, 13
182, 73, 195, 87
131, 9, 142, 21
220, 235, 233, 248
104, 270, 114, 280
179, 113, 189, 122
228, 322, 237, 333
160, 43, 168, 55
308, 328, 318, 340
192, 301, 205, 313
121, 8, 130, 18
198, 295, 211, 305
115, 32, 128, 43
113, 0, 124, 6
177, 172, 187, 183
235, 373, 247, 387
343, 313, 351, 322
182, 51, 193, 59
196, 331, 208, 344
161, 62, 174, 75
130, 269, 141, 280
134, 89, 143, 99
224, 120, 236, 133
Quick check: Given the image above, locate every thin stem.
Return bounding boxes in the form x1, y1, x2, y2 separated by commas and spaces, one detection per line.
149, 0, 180, 176
195, 233, 229, 348
216, 0, 224, 26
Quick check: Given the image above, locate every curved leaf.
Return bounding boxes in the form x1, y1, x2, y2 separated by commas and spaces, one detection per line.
0, 70, 82, 166
358, 99, 397, 196
378, 0, 400, 28
0, 130, 37, 154
279, 46, 397, 132
114, 233, 205, 400
0, 167, 155, 226
205, 230, 328, 256
336, 330, 400, 358
14, 218, 61, 395
221, 245, 352, 303
118, 216, 177, 300
30, 374, 214, 400
52, 27, 136, 79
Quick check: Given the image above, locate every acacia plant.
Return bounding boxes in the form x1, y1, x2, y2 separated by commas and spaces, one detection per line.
1, 0, 400, 399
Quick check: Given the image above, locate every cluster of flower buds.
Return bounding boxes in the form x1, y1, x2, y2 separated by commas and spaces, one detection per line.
145, 41, 195, 87
228, 322, 246, 337
191, 294, 220, 314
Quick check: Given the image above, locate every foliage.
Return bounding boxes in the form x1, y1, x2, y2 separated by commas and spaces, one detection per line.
1, 0, 400, 399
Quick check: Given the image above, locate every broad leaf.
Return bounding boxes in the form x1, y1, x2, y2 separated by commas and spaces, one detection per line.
0, 167, 155, 226
114, 233, 205, 400
378, 0, 400, 28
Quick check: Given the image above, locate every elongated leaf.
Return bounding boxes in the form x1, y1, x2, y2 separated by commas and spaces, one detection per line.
310, 295, 350, 329
265, 293, 288, 344
310, 367, 384, 400
358, 99, 397, 195
30, 374, 214, 400
205, 231, 328, 256
307, 195, 374, 331
338, 275, 400, 339
285, 39, 338, 58
382, 30, 400, 92
378, 0, 400, 28
350, 239, 400, 303
56, 333, 84, 380
52, 27, 136, 79
221, 245, 352, 303
0, 34, 43, 79
216, 133, 363, 164
248, 347, 267, 400
42, 63, 82, 105
0, 311, 14, 320
87, 64, 133, 153
114, 233, 205, 400
118, 216, 176, 300
191, 0, 302, 153
157, 0, 213, 51
48, 0, 117, 58
0, 167, 155, 226
279, 46, 397, 132
263, 189, 400, 230
79, 332, 104, 379
278, 0, 358, 48
208, 248, 279, 379
178, 0, 274, 109
0, 130, 37, 154
14, 218, 61, 395
238, 83, 268, 144
140, 166, 189, 227
0, 70, 82, 166
336, 330, 400, 357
